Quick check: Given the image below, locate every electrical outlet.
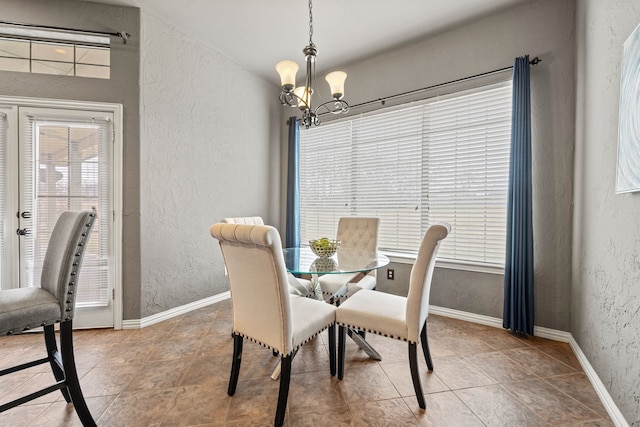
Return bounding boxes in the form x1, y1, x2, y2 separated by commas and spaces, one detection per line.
387, 268, 394, 280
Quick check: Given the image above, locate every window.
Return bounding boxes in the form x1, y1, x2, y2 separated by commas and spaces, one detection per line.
299, 81, 512, 268
0, 24, 110, 79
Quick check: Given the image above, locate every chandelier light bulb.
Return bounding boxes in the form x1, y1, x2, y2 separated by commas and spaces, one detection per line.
276, 60, 299, 92
294, 86, 312, 109
325, 71, 347, 100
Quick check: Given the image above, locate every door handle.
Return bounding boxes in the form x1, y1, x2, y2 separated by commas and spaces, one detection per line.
16, 228, 30, 236
21, 211, 31, 219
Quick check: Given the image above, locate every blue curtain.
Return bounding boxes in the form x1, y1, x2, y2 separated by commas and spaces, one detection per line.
285, 117, 300, 248
503, 56, 534, 336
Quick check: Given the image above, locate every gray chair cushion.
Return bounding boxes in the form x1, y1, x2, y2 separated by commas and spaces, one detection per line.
0, 287, 61, 335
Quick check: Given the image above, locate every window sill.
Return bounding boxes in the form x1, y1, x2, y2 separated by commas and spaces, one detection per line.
380, 250, 505, 275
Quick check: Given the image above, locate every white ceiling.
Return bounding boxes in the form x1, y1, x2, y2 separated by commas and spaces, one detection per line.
91, 0, 532, 82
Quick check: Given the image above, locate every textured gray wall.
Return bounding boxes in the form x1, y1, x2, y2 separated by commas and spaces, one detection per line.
317, 0, 576, 330
0, 0, 142, 319
574, 1, 640, 424
378, 262, 503, 318
138, 13, 282, 317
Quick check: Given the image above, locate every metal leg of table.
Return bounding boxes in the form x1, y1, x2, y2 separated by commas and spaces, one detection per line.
270, 359, 282, 381
347, 328, 382, 361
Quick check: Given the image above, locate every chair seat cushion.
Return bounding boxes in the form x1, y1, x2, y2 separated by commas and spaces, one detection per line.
319, 273, 377, 295
289, 295, 336, 351
0, 288, 61, 335
336, 289, 409, 341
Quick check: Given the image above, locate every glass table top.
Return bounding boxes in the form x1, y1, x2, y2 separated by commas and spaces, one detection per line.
283, 247, 390, 275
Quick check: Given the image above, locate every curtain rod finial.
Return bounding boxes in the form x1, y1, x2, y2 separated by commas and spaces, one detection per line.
529, 57, 541, 66
117, 32, 131, 43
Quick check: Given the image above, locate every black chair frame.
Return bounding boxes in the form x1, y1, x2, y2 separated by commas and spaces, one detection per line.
228, 325, 336, 427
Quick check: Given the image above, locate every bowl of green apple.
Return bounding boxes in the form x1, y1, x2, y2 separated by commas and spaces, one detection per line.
309, 238, 341, 258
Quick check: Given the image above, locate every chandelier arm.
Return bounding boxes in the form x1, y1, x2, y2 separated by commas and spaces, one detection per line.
279, 91, 311, 109
314, 99, 350, 116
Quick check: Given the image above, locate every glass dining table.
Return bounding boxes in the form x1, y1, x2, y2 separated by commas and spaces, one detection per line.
283, 246, 390, 301
283, 246, 390, 360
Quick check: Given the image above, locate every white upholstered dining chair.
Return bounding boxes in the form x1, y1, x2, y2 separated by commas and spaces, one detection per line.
335, 222, 450, 410
210, 222, 336, 427
220, 216, 310, 296
318, 217, 380, 298
0, 211, 97, 426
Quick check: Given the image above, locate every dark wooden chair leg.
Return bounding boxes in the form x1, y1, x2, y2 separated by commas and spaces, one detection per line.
44, 324, 71, 403
337, 325, 347, 380
275, 355, 292, 427
59, 321, 97, 427
228, 334, 243, 396
408, 342, 426, 409
420, 322, 434, 371
328, 324, 336, 376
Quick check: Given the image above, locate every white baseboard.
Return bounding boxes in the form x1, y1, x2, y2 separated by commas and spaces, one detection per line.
429, 305, 572, 342
429, 304, 627, 426
568, 337, 630, 427
121, 291, 231, 329
429, 304, 503, 328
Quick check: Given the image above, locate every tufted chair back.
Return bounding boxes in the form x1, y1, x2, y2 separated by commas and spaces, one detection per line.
220, 216, 264, 225
405, 222, 450, 342
219, 216, 310, 296
211, 223, 296, 355
337, 217, 379, 278
336, 217, 379, 251
41, 211, 96, 322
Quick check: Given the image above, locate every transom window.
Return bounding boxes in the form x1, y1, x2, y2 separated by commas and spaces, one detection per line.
299, 81, 513, 268
0, 24, 110, 79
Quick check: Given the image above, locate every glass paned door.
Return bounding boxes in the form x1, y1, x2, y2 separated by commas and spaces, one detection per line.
11, 107, 114, 328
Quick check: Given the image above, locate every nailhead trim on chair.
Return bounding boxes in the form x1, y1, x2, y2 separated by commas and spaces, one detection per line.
233, 321, 335, 357
63, 215, 95, 322
5, 319, 60, 336
336, 321, 418, 344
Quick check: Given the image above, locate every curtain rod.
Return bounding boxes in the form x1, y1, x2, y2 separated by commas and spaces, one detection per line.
0, 20, 131, 43
308, 56, 541, 120
344, 56, 540, 112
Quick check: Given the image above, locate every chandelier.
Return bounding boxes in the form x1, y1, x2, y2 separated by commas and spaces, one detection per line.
276, 0, 349, 129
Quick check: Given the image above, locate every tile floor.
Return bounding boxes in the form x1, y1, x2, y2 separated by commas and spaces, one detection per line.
0, 299, 614, 426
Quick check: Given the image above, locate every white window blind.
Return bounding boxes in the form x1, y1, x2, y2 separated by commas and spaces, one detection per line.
299, 81, 512, 267
22, 113, 112, 306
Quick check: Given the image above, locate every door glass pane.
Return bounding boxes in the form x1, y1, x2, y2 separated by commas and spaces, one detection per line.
32, 60, 74, 76
29, 118, 112, 307
0, 57, 29, 73
0, 114, 6, 289
76, 46, 110, 66
32, 42, 74, 62
0, 38, 29, 58
76, 64, 110, 79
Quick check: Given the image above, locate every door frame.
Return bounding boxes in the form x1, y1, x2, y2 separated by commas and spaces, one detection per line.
0, 95, 123, 329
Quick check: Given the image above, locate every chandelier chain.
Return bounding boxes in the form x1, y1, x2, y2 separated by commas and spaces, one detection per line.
308, 0, 313, 45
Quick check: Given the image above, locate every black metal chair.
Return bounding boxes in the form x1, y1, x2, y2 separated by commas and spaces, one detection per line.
0, 211, 97, 426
